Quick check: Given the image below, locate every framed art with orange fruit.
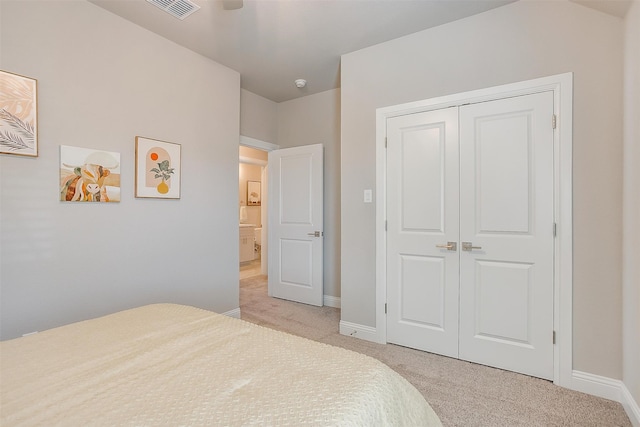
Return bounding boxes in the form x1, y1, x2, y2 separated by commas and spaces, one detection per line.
135, 136, 181, 199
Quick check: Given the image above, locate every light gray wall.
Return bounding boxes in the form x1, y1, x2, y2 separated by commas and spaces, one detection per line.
277, 89, 341, 298
0, 0, 241, 340
240, 89, 278, 144
341, 1, 624, 379
623, 0, 640, 407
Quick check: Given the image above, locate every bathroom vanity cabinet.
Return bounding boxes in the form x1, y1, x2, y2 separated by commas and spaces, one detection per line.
239, 225, 255, 263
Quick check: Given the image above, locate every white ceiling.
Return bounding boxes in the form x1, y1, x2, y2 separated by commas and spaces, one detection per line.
89, 0, 632, 103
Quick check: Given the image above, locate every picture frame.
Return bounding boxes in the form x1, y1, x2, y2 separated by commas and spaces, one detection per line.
135, 136, 181, 199
60, 145, 121, 203
0, 70, 38, 157
247, 180, 261, 206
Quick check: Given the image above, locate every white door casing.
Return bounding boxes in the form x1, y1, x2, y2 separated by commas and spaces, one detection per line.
458, 92, 555, 380
384, 90, 557, 380
268, 144, 324, 306
386, 107, 460, 358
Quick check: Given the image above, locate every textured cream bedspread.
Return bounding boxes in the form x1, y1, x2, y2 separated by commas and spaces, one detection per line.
1, 304, 441, 426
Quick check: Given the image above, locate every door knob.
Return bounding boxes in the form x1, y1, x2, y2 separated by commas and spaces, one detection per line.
436, 242, 457, 251
462, 242, 482, 251
307, 231, 321, 237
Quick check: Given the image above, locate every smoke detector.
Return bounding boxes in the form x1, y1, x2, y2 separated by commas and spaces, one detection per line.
294, 79, 307, 88
147, 0, 200, 20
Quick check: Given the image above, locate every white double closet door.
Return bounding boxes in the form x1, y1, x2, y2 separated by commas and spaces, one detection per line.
386, 92, 555, 380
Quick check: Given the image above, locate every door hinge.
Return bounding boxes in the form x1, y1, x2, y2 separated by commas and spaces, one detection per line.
385, 220, 387, 231
552, 114, 557, 129
553, 222, 557, 237
553, 330, 556, 344
385, 303, 387, 314
385, 137, 388, 148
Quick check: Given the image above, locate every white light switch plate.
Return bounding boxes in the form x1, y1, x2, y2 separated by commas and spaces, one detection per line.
364, 189, 373, 203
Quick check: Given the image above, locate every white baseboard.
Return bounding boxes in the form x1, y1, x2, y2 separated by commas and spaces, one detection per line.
622, 383, 640, 427
339, 320, 381, 343
323, 295, 341, 308
570, 370, 639, 426
571, 370, 623, 402
222, 308, 241, 319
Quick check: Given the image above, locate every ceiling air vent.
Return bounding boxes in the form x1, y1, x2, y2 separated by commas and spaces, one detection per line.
147, 0, 201, 20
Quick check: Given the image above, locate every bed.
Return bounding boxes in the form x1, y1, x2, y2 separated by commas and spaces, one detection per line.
1, 304, 441, 426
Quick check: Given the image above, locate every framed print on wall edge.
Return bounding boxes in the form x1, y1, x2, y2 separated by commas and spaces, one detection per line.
0, 70, 38, 157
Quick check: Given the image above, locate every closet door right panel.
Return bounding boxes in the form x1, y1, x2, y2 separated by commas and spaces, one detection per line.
458, 92, 555, 380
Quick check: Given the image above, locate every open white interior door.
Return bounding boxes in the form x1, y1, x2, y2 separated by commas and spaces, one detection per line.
268, 144, 324, 306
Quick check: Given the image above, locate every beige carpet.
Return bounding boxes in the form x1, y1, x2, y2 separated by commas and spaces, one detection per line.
240, 275, 632, 427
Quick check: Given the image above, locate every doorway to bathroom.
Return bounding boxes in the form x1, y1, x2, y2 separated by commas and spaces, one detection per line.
239, 141, 271, 280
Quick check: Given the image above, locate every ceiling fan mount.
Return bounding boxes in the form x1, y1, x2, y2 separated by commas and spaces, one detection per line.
222, 0, 243, 10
